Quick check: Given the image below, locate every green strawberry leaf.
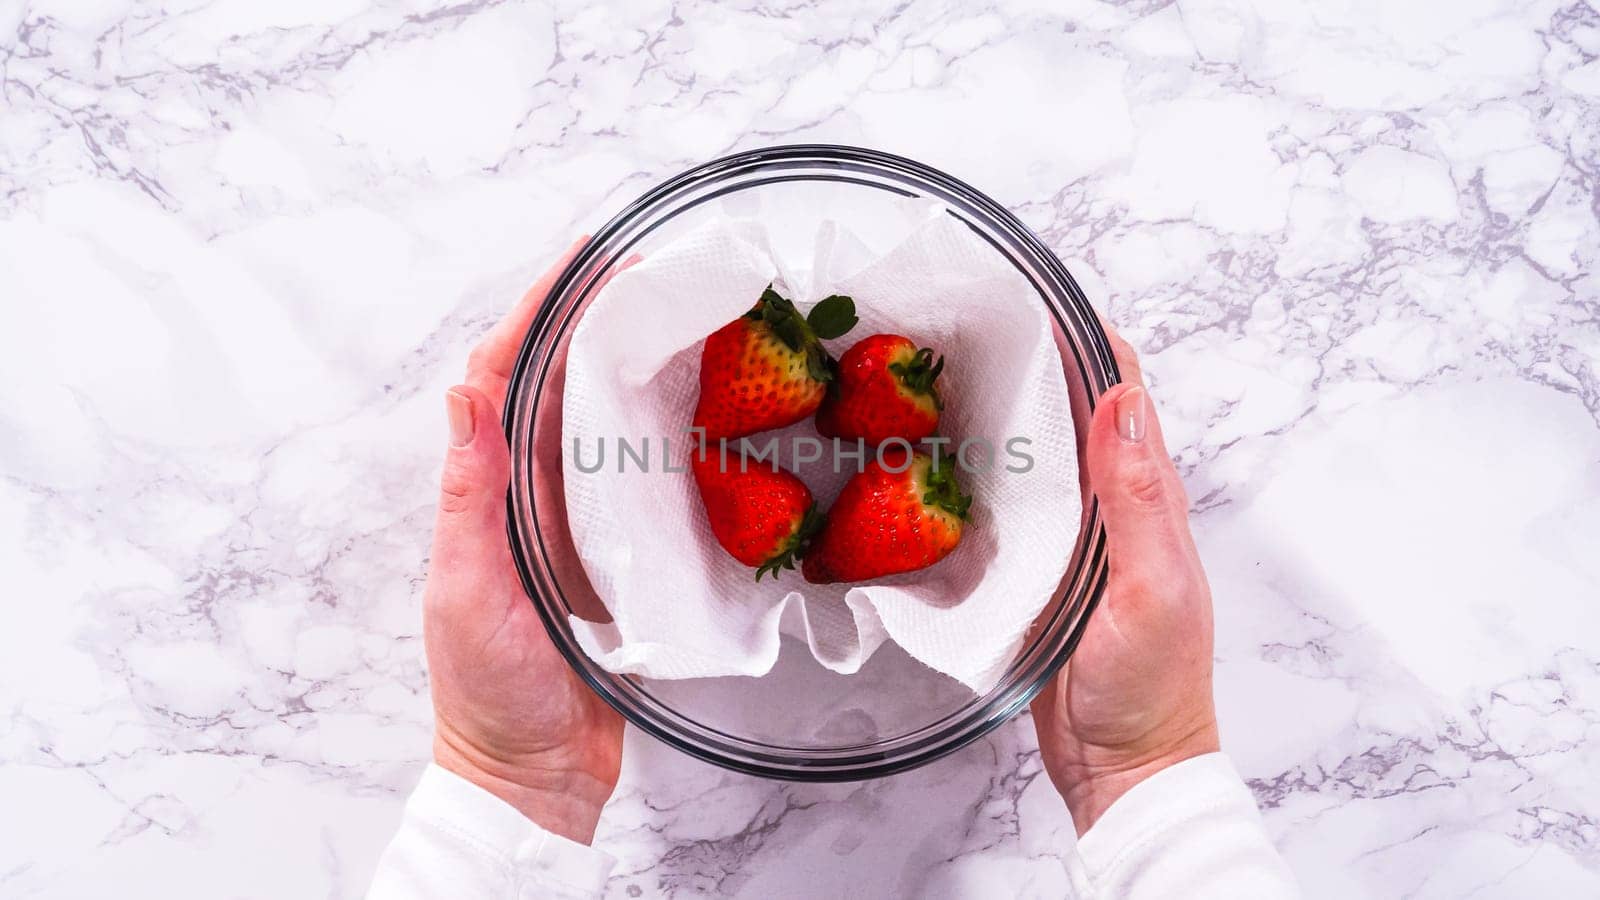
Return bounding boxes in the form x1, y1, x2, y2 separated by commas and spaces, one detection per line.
747, 286, 847, 382
771, 315, 808, 353
752, 286, 808, 352
888, 348, 945, 410
922, 454, 973, 520
805, 295, 858, 340
757, 286, 798, 317
756, 504, 827, 581
805, 345, 836, 383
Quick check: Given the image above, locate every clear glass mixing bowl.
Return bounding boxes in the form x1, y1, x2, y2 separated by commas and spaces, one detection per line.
504, 145, 1119, 781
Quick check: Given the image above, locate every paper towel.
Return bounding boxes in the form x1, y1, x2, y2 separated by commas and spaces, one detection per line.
560, 207, 1080, 693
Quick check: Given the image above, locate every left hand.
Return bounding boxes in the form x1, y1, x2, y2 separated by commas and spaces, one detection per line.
423, 237, 624, 844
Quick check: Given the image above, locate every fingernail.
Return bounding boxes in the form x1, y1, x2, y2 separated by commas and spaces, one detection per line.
447, 389, 475, 448
1117, 387, 1146, 444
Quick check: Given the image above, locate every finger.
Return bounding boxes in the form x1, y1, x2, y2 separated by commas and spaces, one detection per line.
1091, 307, 1144, 387
430, 385, 515, 599
1085, 383, 1197, 589
469, 235, 590, 390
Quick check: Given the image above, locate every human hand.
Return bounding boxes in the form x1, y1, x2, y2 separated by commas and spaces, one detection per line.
1031, 320, 1220, 835
424, 237, 624, 844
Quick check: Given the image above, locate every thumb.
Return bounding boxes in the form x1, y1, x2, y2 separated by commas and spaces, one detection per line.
1085, 384, 1197, 580
431, 385, 513, 578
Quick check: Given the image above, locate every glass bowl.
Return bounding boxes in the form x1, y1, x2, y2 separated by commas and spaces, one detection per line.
504, 145, 1118, 781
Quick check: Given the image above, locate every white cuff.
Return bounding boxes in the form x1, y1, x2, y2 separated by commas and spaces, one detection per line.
1078, 753, 1258, 870
406, 764, 615, 898
1070, 752, 1299, 899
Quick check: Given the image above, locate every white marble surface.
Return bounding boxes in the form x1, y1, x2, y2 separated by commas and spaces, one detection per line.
3, 0, 1598, 896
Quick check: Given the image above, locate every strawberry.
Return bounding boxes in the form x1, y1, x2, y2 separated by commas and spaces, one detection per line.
815, 334, 944, 444
692, 287, 858, 441
692, 447, 825, 581
801, 450, 971, 584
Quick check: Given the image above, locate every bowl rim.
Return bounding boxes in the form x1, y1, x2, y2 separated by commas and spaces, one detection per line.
502, 143, 1119, 781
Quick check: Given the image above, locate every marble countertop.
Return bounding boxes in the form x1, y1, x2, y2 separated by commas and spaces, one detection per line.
4, 0, 1598, 897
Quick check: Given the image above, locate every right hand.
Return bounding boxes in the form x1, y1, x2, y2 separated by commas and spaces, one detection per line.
1031, 320, 1221, 835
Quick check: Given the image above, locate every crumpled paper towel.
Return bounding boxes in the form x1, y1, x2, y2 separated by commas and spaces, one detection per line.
560, 207, 1080, 693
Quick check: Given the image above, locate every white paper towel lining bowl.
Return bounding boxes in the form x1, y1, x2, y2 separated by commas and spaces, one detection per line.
503, 146, 1116, 780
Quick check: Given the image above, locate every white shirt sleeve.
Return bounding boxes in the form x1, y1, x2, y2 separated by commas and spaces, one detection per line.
1065, 752, 1300, 899
366, 764, 614, 900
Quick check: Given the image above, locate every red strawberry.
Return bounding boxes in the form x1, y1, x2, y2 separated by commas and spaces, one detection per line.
815, 334, 944, 444
692, 448, 825, 580
802, 450, 971, 584
692, 287, 858, 441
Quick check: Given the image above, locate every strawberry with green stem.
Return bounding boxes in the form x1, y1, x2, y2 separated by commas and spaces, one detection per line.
692, 448, 825, 581
801, 449, 971, 584
692, 287, 858, 442
815, 334, 945, 444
